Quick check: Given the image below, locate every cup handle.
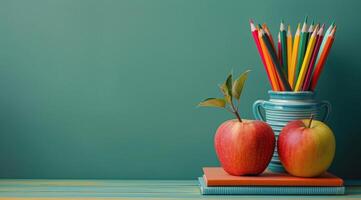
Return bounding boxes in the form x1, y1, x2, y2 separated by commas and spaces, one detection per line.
320, 101, 332, 122
253, 100, 266, 121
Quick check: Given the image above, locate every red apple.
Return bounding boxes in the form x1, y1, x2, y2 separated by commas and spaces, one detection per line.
215, 119, 275, 176
278, 118, 336, 177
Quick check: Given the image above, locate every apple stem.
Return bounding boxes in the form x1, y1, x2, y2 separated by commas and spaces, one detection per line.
230, 101, 242, 122
308, 114, 315, 128
234, 110, 242, 123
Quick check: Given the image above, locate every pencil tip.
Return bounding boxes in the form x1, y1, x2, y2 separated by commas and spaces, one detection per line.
314, 24, 319, 31
331, 26, 337, 36
304, 15, 308, 23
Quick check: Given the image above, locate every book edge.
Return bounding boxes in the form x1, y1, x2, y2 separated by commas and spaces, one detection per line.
203, 167, 344, 187
198, 177, 345, 195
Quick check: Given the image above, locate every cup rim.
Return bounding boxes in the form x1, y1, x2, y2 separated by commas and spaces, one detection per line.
268, 90, 315, 95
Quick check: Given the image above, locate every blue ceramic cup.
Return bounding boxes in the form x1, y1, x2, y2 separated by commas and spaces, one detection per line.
252, 91, 331, 172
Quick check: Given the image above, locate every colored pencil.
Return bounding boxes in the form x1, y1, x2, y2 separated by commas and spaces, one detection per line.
276, 32, 285, 91
289, 24, 300, 89
263, 24, 277, 53
316, 22, 334, 65
294, 16, 308, 87
306, 21, 314, 45
294, 25, 319, 91
259, 26, 291, 91
258, 31, 281, 91
287, 25, 293, 86
308, 21, 314, 35
310, 26, 336, 91
302, 24, 325, 91
280, 20, 288, 79
249, 20, 275, 90
272, 29, 285, 91
275, 69, 286, 91
250, 18, 336, 92
278, 33, 282, 64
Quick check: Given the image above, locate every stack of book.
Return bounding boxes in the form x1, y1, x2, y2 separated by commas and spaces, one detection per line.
199, 167, 345, 195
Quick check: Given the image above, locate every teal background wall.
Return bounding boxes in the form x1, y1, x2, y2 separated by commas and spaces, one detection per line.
0, 0, 360, 179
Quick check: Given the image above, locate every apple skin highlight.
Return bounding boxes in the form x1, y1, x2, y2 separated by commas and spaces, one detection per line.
278, 119, 336, 177
215, 119, 275, 176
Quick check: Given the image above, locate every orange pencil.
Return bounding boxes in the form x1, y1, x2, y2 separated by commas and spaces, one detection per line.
310, 26, 336, 91
259, 26, 292, 91
264, 24, 284, 90
250, 20, 276, 90
287, 25, 293, 85
263, 24, 277, 53
258, 29, 281, 91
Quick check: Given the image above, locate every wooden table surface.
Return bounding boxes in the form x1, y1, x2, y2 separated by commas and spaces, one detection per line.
0, 179, 360, 199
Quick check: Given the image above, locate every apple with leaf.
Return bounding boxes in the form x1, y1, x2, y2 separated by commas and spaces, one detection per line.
199, 70, 275, 176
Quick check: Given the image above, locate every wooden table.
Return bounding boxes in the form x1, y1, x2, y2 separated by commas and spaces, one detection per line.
0, 179, 360, 199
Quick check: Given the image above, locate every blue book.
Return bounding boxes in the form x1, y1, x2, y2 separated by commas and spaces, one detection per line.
198, 177, 345, 195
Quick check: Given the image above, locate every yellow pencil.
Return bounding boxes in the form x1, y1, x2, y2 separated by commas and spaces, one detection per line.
289, 24, 300, 89
287, 25, 293, 86
294, 25, 319, 91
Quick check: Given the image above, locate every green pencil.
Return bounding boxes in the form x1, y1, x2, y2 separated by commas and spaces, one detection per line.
294, 16, 308, 87
308, 20, 314, 34
280, 20, 288, 79
259, 26, 291, 91
307, 20, 314, 42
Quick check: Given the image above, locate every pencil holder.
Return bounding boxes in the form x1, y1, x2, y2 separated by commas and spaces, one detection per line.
252, 91, 331, 173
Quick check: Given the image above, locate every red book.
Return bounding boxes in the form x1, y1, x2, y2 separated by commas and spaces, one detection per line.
203, 167, 343, 187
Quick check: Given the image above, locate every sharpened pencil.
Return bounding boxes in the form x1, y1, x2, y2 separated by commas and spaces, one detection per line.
289, 24, 301, 89
308, 20, 314, 34
259, 26, 292, 91
249, 20, 275, 90
258, 29, 281, 91
294, 16, 308, 87
278, 33, 282, 64
310, 26, 336, 91
302, 24, 325, 91
280, 20, 288, 79
249, 18, 336, 92
316, 22, 334, 65
294, 25, 319, 91
287, 25, 293, 86
263, 24, 277, 53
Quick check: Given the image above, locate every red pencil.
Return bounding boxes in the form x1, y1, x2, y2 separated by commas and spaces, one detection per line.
302, 24, 325, 91
310, 26, 336, 91
250, 19, 275, 90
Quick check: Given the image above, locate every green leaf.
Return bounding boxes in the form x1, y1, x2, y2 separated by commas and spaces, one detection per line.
198, 98, 226, 108
232, 70, 251, 100
219, 74, 233, 104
